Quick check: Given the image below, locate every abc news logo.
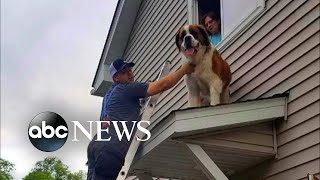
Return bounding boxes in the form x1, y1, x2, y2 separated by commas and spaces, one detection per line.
28, 112, 151, 152
28, 112, 68, 152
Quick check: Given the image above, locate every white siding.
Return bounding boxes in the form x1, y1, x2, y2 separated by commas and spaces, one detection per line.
122, 0, 320, 179
123, 0, 189, 125
225, 0, 320, 179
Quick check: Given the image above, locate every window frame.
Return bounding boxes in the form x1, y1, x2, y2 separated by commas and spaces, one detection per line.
188, 0, 266, 53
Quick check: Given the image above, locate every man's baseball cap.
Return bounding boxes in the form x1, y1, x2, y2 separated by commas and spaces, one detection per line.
109, 59, 135, 77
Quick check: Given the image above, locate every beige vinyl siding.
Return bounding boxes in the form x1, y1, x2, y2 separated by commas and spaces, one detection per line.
211, 131, 274, 147
277, 101, 319, 134
123, 0, 189, 124
230, 6, 319, 101
277, 129, 319, 159
225, 0, 320, 179
185, 122, 275, 153
122, 0, 319, 179
125, 0, 187, 81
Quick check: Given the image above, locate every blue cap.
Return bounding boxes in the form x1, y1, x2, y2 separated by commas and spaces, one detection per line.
109, 59, 135, 77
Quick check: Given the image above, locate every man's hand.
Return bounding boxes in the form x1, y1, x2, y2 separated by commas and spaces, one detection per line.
180, 63, 196, 74
147, 63, 196, 96
101, 117, 110, 129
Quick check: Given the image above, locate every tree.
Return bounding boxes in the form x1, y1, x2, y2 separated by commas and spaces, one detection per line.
0, 158, 15, 180
68, 170, 86, 180
23, 157, 86, 180
33, 157, 70, 180
23, 171, 54, 180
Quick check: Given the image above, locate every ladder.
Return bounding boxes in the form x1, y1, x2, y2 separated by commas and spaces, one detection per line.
116, 61, 172, 180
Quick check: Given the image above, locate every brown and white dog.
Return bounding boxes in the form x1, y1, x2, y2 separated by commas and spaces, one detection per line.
175, 24, 231, 107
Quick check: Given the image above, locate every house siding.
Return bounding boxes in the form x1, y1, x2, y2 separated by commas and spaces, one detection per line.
225, 0, 320, 179
183, 122, 276, 154
123, 0, 189, 125
122, 0, 319, 179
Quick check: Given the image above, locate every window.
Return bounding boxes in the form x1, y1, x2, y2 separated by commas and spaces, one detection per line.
188, 0, 265, 51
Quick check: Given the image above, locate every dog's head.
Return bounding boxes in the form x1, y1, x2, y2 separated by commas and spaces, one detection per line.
175, 24, 210, 57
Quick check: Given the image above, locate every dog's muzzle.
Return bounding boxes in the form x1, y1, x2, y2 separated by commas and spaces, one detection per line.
183, 35, 198, 56
184, 35, 193, 49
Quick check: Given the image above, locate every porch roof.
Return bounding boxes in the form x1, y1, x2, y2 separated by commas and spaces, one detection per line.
128, 96, 288, 179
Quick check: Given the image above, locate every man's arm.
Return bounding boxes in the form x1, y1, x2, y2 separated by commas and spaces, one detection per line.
147, 63, 194, 96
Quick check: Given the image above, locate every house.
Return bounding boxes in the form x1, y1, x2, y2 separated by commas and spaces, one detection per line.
91, 0, 320, 179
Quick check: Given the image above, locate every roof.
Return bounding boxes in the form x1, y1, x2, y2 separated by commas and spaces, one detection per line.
127, 95, 288, 179
148, 93, 288, 134
91, 0, 142, 97
139, 95, 287, 157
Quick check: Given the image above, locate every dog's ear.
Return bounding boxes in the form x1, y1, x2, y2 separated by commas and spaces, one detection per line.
175, 31, 181, 51
198, 25, 210, 46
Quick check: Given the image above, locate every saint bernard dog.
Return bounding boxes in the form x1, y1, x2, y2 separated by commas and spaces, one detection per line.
175, 24, 231, 107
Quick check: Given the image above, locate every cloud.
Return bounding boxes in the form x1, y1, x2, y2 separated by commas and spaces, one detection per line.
1, 0, 118, 179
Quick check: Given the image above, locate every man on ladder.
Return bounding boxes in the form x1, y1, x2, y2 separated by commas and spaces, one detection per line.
87, 58, 195, 180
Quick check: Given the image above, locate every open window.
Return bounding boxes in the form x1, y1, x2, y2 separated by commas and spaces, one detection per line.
188, 0, 266, 51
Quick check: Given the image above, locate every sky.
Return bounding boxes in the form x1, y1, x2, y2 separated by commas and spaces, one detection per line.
1, 0, 118, 179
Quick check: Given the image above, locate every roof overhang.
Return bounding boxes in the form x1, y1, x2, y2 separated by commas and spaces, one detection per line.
91, 0, 141, 97
128, 96, 288, 179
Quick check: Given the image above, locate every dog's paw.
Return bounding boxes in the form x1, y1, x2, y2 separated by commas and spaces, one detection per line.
200, 95, 210, 106
188, 96, 202, 107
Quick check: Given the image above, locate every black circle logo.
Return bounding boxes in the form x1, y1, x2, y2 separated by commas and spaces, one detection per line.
28, 112, 68, 152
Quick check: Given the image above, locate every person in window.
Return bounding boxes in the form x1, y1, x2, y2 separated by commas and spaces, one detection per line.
201, 12, 221, 46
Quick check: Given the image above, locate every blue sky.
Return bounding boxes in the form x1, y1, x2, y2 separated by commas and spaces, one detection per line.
1, 0, 118, 178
